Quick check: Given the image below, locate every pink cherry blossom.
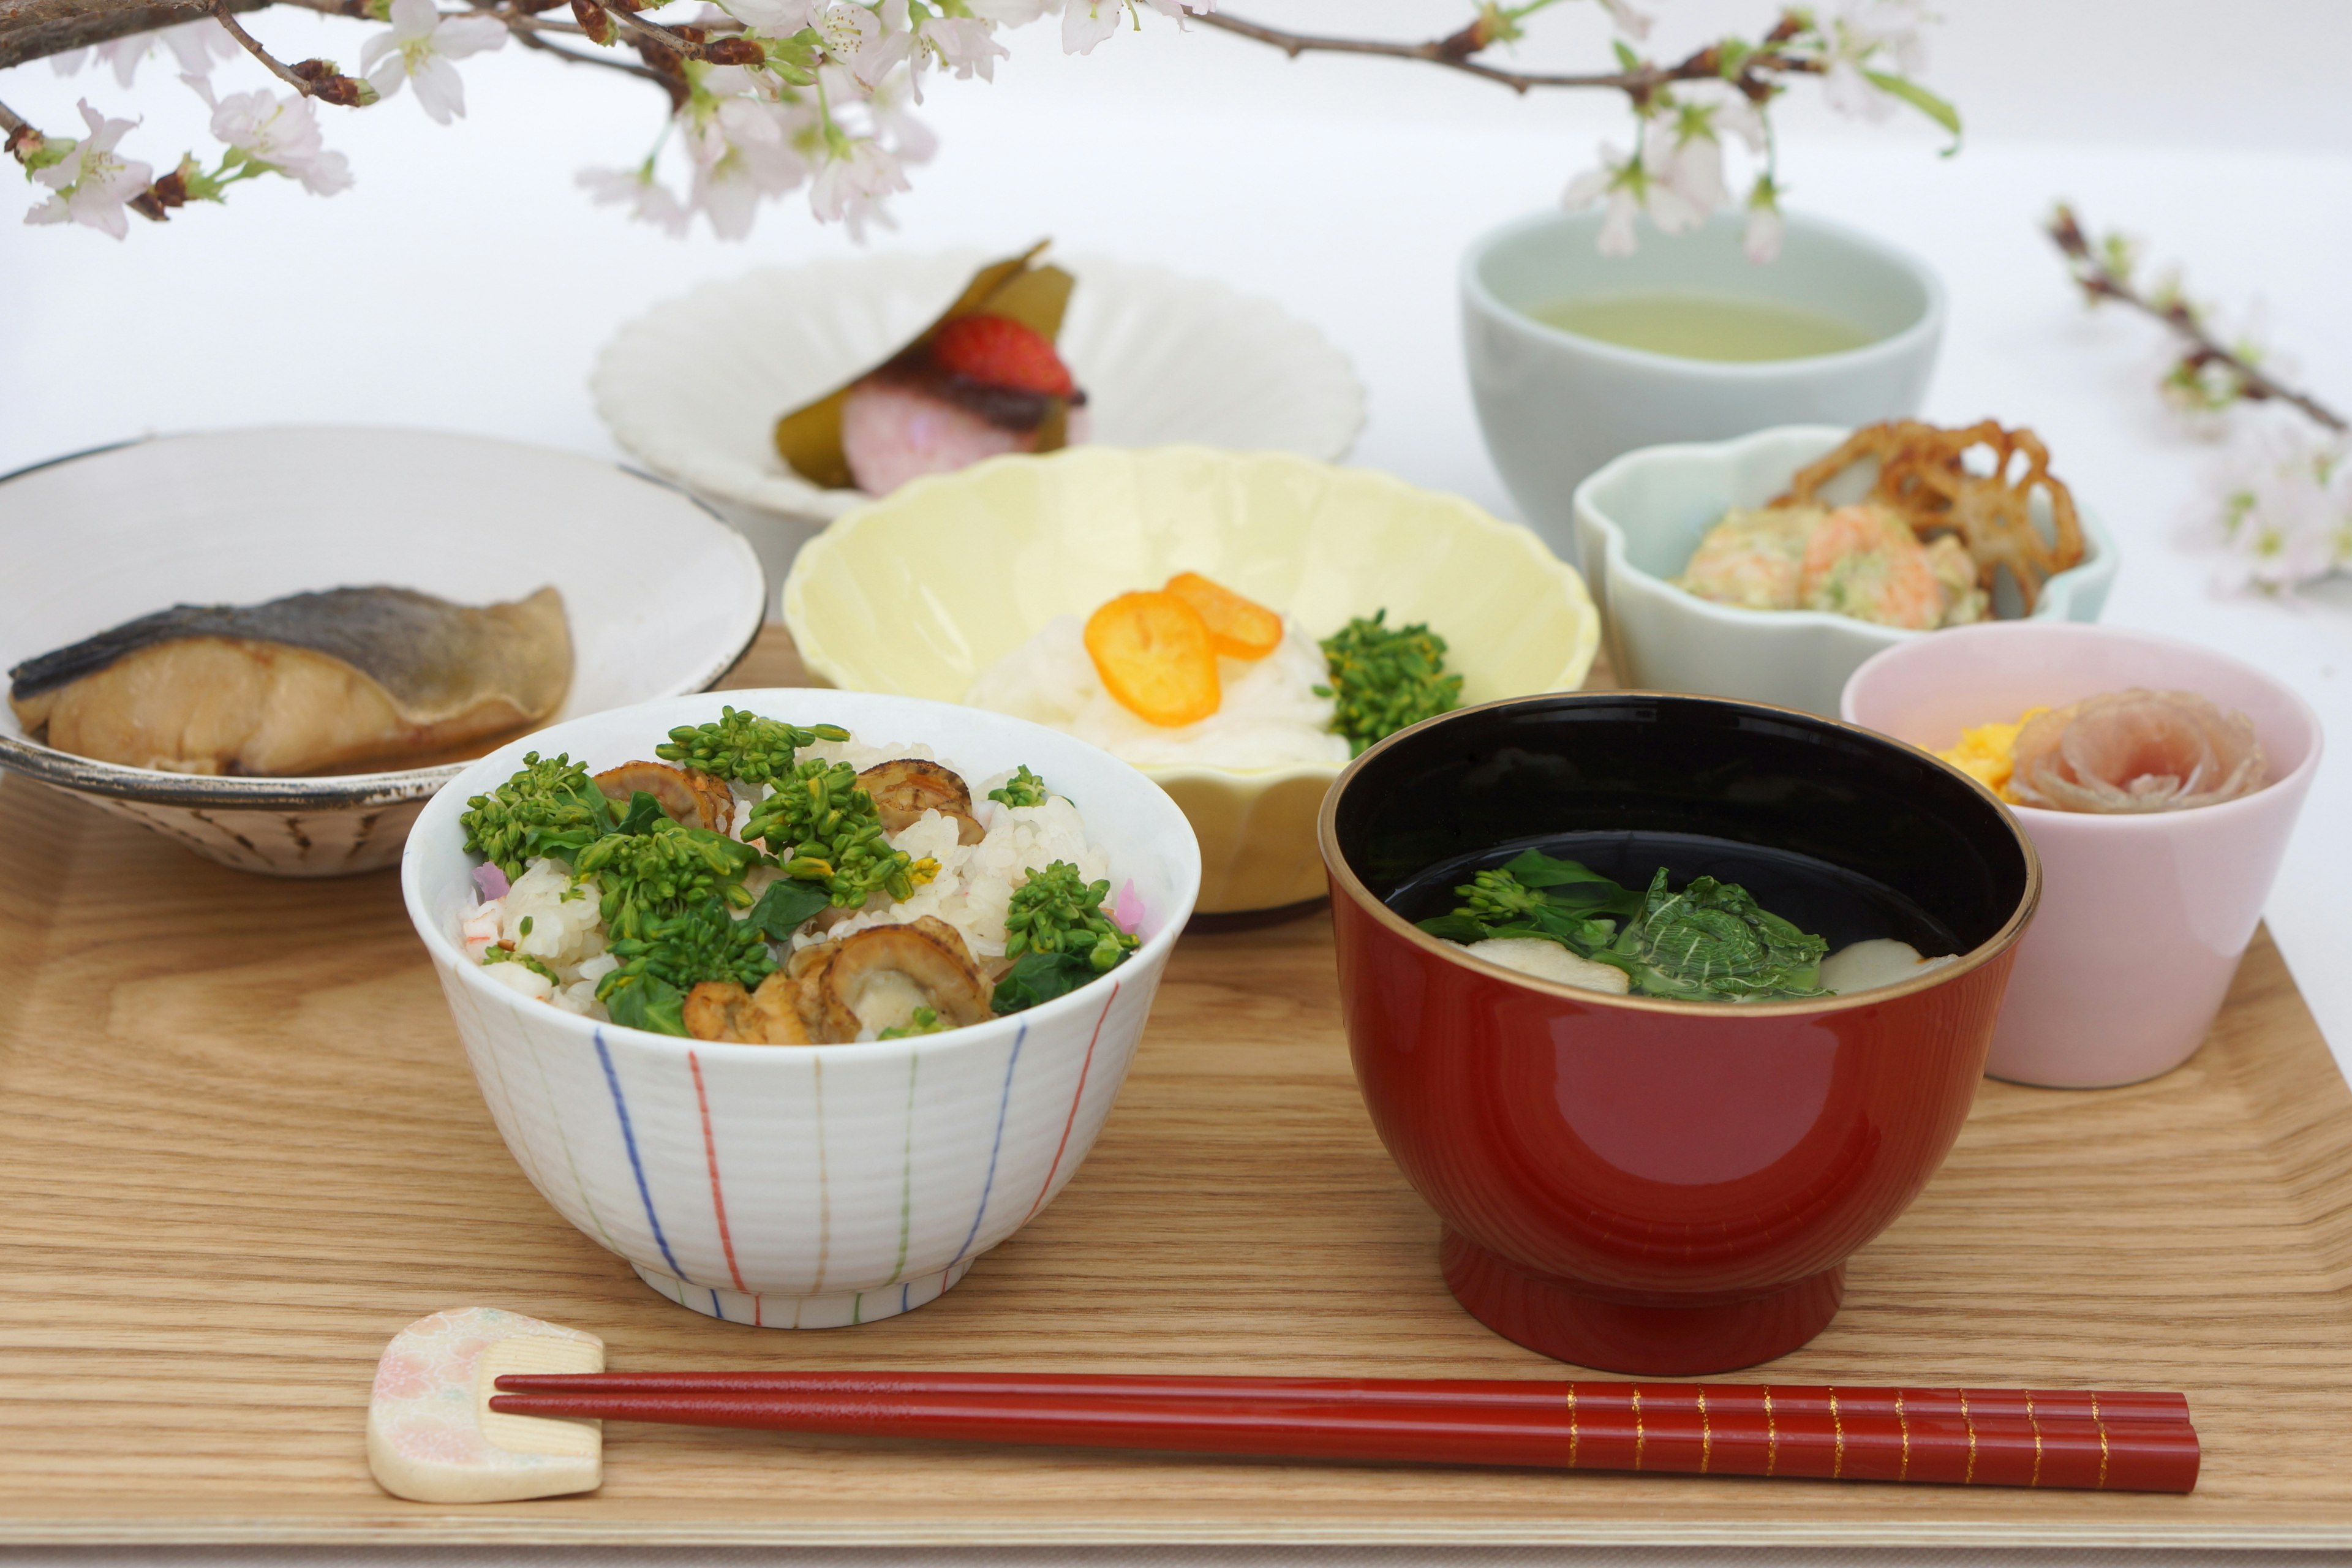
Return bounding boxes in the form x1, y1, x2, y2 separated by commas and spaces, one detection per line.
361, 0, 507, 125
189, 79, 355, 196
578, 166, 690, 236
24, 100, 153, 240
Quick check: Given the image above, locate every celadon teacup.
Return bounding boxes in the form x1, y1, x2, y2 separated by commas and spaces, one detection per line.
1461, 209, 1945, 565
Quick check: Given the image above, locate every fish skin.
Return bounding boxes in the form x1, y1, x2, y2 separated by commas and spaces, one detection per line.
7, 585, 572, 775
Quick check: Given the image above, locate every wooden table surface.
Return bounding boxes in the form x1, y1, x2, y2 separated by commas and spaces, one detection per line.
2, 629, 2350, 1545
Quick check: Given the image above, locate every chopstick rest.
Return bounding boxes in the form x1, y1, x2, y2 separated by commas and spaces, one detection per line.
366, 1308, 606, 1504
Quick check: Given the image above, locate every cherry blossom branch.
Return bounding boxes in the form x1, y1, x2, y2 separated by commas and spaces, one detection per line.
1197, 10, 1820, 101
207, 1, 318, 93
2048, 203, 2346, 435
504, 14, 676, 92
0, 0, 268, 72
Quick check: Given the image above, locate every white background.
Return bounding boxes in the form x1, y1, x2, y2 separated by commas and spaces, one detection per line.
2, 0, 2347, 1074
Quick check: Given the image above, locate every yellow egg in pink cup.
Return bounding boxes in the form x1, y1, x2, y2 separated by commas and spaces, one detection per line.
1841, 622, 2321, 1088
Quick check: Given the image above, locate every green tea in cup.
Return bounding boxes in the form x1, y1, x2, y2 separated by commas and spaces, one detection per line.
1530, 290, 1876, 363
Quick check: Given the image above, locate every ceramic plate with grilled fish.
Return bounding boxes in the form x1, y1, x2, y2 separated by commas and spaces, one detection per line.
0, 428, 765, 876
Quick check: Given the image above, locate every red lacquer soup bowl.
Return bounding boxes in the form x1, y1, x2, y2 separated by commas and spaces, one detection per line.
1319, 693, 2038, 1375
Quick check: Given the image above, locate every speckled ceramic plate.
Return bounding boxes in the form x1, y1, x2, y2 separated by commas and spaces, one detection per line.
0, 428, 765, 876
591, 251, 1367, 524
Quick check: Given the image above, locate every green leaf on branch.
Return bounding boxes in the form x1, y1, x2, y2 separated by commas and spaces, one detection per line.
1714, 38, 1755, 78
1611, 39, 1642, 71
1863, 70, 1962, 154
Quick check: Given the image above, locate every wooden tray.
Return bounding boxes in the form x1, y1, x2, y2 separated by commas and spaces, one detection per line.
4, 630, 2350, 1546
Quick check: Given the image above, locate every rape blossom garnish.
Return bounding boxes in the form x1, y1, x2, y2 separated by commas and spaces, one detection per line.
360, 0, 507, 124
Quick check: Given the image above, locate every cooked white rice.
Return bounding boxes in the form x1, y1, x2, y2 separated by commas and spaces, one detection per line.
462, 737, 1117, 1030
963, 614, 1349, 771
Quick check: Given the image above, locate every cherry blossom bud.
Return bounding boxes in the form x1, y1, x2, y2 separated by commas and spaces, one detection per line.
635, 37, 682, 73
703, 36, 765, 64
3, 123, 45, 167
573, 0, 614, 44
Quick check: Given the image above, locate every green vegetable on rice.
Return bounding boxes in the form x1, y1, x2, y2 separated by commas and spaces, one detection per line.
987, 765, 1052, 809
744, 756, 937, 909
595, 895, 778, 1038
1418, 850, 1828, 1003
879, 1006, 949, 1039
1002, 861, 1138, 973
459, 751, 614, 880
1316, 611, 1464, 756
657, 706, 851, 786
571, 816, 763, 940
481, 946, 561, 985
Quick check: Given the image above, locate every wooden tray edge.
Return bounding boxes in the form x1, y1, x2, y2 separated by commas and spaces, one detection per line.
6, 1518, 2350, 1549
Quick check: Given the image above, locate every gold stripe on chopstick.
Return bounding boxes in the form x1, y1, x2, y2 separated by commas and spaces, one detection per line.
1831, 1389, 1845, 1479
1961, 1389, 1978, 1485
1764, 1387, 1777, 1477
1698, 1389, 1712, 1475
1897, 1389, 1911, 1482
1632, 1387, 1645, 1471
1566, 1385, 1580, 1469
2092, 1392, 2109, 1490
2028, 1390, 2043, 1488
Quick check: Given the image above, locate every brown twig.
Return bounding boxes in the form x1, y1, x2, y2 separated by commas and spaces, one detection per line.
208, 0, 321, 92
504, 15, 671, 89
1196, 10, 1817, 99
2048, 203, 2346, 435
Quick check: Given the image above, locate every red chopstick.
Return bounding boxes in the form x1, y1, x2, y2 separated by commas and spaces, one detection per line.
492, 1374, 2198, 1492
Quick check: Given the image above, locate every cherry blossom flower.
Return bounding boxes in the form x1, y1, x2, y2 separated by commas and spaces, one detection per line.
820, 1, 914, 88
1063, 0, 1212, 55
1597, 0, 1654, 41
719, 0, 822, 33
1743, 175, 1785, 263
1821, 0, 1931, 123
918, 15, 1011, 81
2207, 417, 2352, 595
963, 0, 1056, 21
23, 100, 153, 240
862, 66, 939, 164
189, 79, 355, 195
1562, 137, 1705, 255
685, 95, 811, 239
51, 21, 237, 86
361, 0, 507, 125
809, 135, 908, 240
578, 165, 690, 237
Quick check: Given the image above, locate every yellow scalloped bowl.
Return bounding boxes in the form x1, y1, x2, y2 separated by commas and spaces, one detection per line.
783, 446, 1599, 914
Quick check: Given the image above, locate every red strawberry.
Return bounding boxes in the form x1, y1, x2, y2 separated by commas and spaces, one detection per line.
929, 314, 1077, 398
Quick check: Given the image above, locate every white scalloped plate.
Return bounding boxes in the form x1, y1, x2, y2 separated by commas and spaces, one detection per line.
590, 251, 1366, 522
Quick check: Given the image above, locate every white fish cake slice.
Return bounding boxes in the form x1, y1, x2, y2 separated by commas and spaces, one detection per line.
367, 1307, 605, 1504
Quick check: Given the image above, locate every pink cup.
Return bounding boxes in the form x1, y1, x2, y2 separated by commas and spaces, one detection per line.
1842, 622, 2321, 1088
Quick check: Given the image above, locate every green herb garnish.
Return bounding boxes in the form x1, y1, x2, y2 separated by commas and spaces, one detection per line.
1417, 851, 1826, 1003
604, 974, 687, 1037
744, 876, 832, 942
987, 765, 1051, 809
1316, 611, 1464, 756
1608, 869, 1828, 1003
655, 707, 851, 786
595, 895, 777, 1036
571, 816, 764, 940
744, 758, 935, 908
481, 946, 562, 985
1003, 861, 1139, 973
990, 950, 1101, 1016
459, 751, 614, 879
879, 1005, 949, 1039
609, 789, 668, 837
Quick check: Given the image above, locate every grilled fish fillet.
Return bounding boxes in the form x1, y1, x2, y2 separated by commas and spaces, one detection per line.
8, 586, 572, 775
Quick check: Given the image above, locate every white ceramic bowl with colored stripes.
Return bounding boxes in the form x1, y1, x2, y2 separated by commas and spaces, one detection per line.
401, 688, 1201, 1328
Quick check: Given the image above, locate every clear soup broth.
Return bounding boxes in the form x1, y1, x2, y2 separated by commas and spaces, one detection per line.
1528, 290, 1875, 363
